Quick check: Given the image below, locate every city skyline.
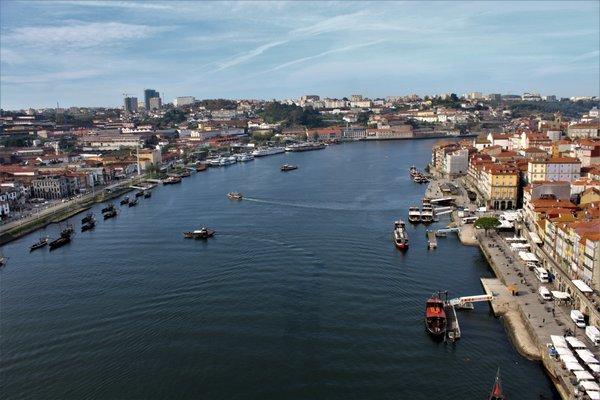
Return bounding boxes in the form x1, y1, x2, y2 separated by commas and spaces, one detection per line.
1, 1, 599, 109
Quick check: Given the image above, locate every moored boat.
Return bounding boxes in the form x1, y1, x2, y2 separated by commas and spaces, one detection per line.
101, 203, 115, 213
281, 164, 298, 171
163, 176, 182, 185
488, 368, 505, 400
81, 219, 96, 232
135, 191, 144, 198
144, 191, 151, 198
236, 153, 254, 162
120, 196, 130, 205
183, 227, 215, 239
228, 192, 243, 200
128, 199, 138, 207
285, 142, 326, 152
49, 228, 73, 251
393, 219, 409, 250
81, 212, 94, 224
180, 170, 191, 177
425, 292, 447, 338
252, 147, 286, 157
103, 209, 118, 219
408, 207, 421, 223
196, 163, 207, 172
30, 237, 49, 251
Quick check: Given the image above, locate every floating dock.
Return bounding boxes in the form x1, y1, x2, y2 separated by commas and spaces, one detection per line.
426, 231, 437, 249
445, 303, 461, 341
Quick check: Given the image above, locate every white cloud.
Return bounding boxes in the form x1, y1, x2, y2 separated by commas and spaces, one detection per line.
52, 1, 173, 10
4, 22, 169, 50
214, 40, 288, 71
0, 48, 26, 65
1, 69, 104, 84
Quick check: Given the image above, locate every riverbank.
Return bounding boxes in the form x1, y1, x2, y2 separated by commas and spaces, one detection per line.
0, 182, 135, 245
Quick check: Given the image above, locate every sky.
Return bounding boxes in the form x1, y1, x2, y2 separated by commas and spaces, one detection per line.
1, 1, 599, 109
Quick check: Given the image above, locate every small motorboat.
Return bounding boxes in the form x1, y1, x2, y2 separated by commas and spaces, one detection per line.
144, 191, 151, 198
228, 192, 243, 200
120, 196, 130, 205
281, 164, 298, 172
30, 237, 49, 251
128, 199, 138, 207
183, 227, 216, 239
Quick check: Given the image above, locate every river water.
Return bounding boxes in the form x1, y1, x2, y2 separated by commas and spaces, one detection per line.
1, 140, 558, 399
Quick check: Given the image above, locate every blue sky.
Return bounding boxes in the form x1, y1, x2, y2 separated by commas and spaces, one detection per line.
1, 1, 599, 109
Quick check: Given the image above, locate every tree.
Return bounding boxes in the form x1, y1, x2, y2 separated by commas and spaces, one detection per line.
474, 217, 501, 236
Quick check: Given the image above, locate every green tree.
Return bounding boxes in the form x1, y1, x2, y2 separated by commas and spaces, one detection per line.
474, 217, 501, 236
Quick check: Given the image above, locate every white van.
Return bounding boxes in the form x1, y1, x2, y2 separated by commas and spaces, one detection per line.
538, 286, 552, 303
571, 310, 586, 328
586, 326, 600, 346
534, 267, 549, 283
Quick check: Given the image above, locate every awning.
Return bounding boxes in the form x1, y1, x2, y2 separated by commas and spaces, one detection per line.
587, 390, 600, 400
576, 349, 598, 364
572, 279, 593, 293
566, 336, 587, 349
581, 381, 600, 391
590, 364, 600, 373
518, 251, 539, 262
551, 291, 571, 300
561, 354, 579, 364
555, 346, 573, 356
511, 243, 530, 250
574, 370, 595, 381
551, 335, 569, 348
565, 361, 584, 371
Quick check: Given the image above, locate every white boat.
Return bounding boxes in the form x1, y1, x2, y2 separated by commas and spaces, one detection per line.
236, 153, 254, 162
393, 219, 409, 250
252, 147, 286, 157
207, 158, 222, 167
421, 204, 434, 223
408, 207, 421, 223
219, 156, 237, 166
284, 142, 326, 152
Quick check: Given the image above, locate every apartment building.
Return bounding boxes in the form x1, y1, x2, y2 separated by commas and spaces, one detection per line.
480, 164, 519, 210
527, 157, 581, 183
31, 175, 70, 200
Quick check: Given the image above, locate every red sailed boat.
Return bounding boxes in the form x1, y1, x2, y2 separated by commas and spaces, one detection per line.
425, 293, 447, 338
489, 368, 505, 400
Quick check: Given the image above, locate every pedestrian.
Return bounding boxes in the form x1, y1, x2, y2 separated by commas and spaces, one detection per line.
543, 318, 545, 323
552, 309, 555, 317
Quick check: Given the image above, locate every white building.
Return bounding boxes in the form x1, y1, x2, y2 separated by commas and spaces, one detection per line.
444, 148, 469, 175
174, 96, 195, 107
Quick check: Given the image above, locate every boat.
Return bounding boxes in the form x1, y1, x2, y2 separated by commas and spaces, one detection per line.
408, 207, 421, 223
103, 209, 118, 219
135, 191, 144, 198
281, 164, 298, 172
228, 192, 243, 200
421, 200, 434, 223
488, 368, 505, 400
180, 170, 191, 177
81, 212, 94, 224
30, 237, 49, 251
435, 231, 447, 237
120, 196, 130, 205
236, 153, 254, 162
144, 191, 151, 198
163, 176, 182, 185
183, 227, 216, 239
101, 203, 115, 213
219, 157, 237, 166
252, 147, 286, 157
425, 292, 447, 338
0, 249, 5, 266
409, 165, 418, 177
393, 219, 409, 250
284, 142, 326, 152
128, 199, 138, 207
81, 219, 96, 232
196, 163, 207, 172
49, 228, 73, 251
207, 158, 222, 167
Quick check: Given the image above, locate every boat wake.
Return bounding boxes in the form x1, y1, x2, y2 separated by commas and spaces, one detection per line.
242, 197, 398, 212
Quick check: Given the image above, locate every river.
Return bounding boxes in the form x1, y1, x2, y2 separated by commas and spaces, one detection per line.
0, 140, 558, 399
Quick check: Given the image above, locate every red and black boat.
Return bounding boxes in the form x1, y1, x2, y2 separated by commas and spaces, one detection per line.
425, 292, 447, 338
489, 368, 505, 400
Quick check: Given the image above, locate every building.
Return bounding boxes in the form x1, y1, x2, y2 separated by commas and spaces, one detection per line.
123, 97, 138, 113
480, 164, 519, 210
527, 157, 581, 183
174, 96, 195, 107
523, 181, 571, 205
79, 134, 144, 151
341, 126, 366, 141
568, 122, 600, 139
444, 148, 469, 176
306, 127, 342, 141
144, 89, 160, 110
149, 96, 162, 110
365, 125, 412, 140
31, 175, 70, 200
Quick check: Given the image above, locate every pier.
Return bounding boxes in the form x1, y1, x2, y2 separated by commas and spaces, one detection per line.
426, 231, 437, 249
444, 303, 461, 341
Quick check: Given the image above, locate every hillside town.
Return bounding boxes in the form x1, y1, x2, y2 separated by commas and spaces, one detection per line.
1, 90, 598, 225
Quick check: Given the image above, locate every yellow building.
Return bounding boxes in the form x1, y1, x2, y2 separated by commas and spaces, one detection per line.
527, 160, 547, 183
481, 164, 519, 210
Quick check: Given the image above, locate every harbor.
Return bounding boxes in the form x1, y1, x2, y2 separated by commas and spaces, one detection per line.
0, 140, 559, 399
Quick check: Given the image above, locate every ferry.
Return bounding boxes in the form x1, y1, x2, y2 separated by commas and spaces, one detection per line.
120, 196, 130, 205
163, 176, 182, 185
219, 156, 237, 166
281, 164, 298, 172
408, 207, 421, 223
393, 219, 409, 250
103, 209, 118, 219
30, 237, 49, 251
285, 142, 326, 152
252, 147, 286, 157
183, 227, 215, 239
236, 153, 254, 162
228, 192, 243, 200
425, 292, 447, 339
